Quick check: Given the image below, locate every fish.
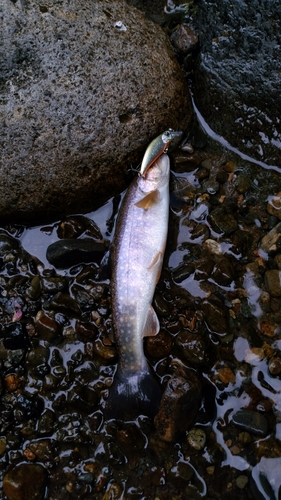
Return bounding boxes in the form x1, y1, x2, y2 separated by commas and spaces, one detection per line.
105, 152, 172, 419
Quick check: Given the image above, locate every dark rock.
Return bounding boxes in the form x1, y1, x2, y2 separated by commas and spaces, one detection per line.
172, 262, 195, 283
48, 292, 81, 315
35, 311, 61, 341
201, 296, 228, 334
3, 323, 28, 350
57, 215, 102, 239
208, 206, 238, 235
176, 330, 207, 366
0, 0, 191, 224
46, 239, 107, 269
0, 233, 20, 256
145, 330, 173, 358
167, 460, 194, 488
170, 24, 198, 54
3, 463, 47, 500
260, 222, 281, 255
232, 409, 269, 437
264, 270, 281, 297
154, 365, 202, 442
212, 257, 235, 286
194, 0, 281, 166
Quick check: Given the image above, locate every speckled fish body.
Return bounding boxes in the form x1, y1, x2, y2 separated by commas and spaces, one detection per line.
106, 154, 170, 418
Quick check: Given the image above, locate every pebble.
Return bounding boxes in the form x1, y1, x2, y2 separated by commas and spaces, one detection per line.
3, 463, 47, 500
0, 233, 20, 256
49, 293, 81, 315
170, 24, 198, 54
46, 239, 107, 269
264, 269, 281, 297
176, 331, 206, 365
172, 262, 195, 283
3, 322, 27, 350
235, 174, 252, 194
259, 222, 281, 255
212, 257, 234, 286
35, 310, 61, 341
201, 297, 228, 334
236, 475, 249, 489
154, 366, 202, 442
145, 330, 173, 358
187, 428, 206, 450
267, 191, 281, 219
268, 357, 281, 375
232, 409, 269, 437
208, 206, 238, 235
203, 239, 223, 256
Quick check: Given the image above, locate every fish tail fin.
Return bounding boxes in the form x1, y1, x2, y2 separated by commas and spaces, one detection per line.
104, 368, 162, 420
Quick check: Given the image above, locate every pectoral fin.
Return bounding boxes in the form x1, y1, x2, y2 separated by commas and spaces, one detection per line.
142, 305, 160, 337
135, 190, 160, 210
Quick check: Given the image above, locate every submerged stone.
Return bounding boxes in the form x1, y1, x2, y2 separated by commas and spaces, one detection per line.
232, 409, 269, 437
3, 463, 47, 500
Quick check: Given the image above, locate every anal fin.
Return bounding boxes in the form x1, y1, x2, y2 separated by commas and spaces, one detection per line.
143, 305, 160, 337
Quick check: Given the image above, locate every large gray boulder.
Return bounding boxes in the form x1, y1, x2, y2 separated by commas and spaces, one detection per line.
193, 0, 281, 167
0, 0, 191, 223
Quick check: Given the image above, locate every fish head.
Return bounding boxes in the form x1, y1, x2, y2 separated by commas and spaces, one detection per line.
139, 153, 170, 193
140, 129, 182, 176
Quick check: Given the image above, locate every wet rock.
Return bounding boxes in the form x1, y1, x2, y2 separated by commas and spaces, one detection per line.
232, 409, 269, 437
172, 262, 195, 283
212, 257, 235, 286
57, 216, 102, 240
201, 297, 228, 334
264, 270, 281, 297
1, 0, 191, 224
47, 239, 107, 269
26, 346, 50, 367
194, 0, 281, 166
259, 222, 281, 255
208, 206, 238, 235
3, 323, 28, 350
154, 366, 202, 442
191, 223, 210, 243
176, 331, 207, 366
235, 174, 252, 194
35, 311, 61, 341
202, 180, 220, 195
153, 293, 171, 317
145, 330, 173, 358
187, 427, 206, 450
167, 460, 194, 488
268, 357, 281, 375
170, 24, 198, 54
0, 234, 20, 256
25, 276, 41, 300
41, 276, 68, 293
48, 293, 81, 315
27, 439, 56, 462
236, 475, 249, 489
67, 383, 99, 412
267, 192, 281, 220
3, 463, 47, 500
203, 239, 223, 256
189, 202, 210, 222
